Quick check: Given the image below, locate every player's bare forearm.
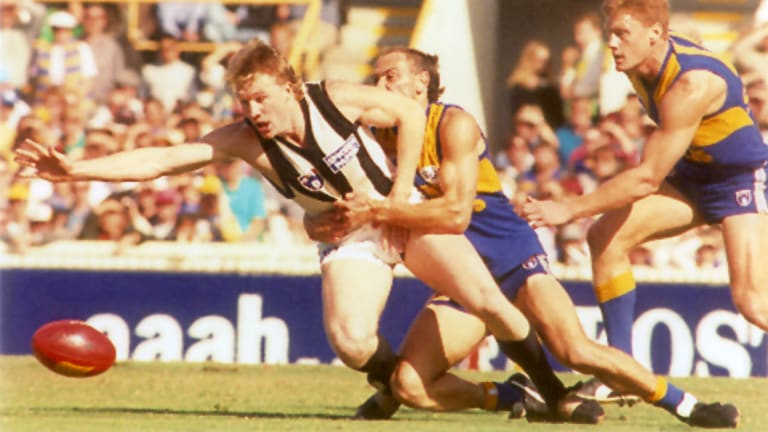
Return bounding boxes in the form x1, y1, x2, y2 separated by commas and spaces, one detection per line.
568, 166, 659, 220
371, 196, 470, 234
389, 113, 425, 200
71, 145, 213, 182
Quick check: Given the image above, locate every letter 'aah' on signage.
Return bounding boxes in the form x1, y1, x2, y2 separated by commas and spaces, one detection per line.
87, 294, 291, 364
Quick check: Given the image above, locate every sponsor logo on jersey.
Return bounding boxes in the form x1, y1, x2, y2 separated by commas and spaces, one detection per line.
324, 135, 360, 173
735, 189, 753, 207
298, 169, 324, 191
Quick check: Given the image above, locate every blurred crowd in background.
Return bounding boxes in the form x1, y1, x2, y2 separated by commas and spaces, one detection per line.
2, 1, 768, 272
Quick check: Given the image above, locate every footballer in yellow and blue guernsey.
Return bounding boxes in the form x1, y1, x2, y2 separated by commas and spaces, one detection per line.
306, 46, 739, 427
522, 0, 764, 424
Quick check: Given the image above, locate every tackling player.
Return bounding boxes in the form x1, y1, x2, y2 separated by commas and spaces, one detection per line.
307, 46, 739, 428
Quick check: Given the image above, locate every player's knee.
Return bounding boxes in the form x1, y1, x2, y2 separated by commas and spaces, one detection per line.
460, 292, 505, 324
325, 323, 377, 366
391, 361, 432, 409
732, 285, 768, 331
586, 219, 630, 259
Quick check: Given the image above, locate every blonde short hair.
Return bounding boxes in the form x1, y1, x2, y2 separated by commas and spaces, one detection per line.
225, 39, 303, 99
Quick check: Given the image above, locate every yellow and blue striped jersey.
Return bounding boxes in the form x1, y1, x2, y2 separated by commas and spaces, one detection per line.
374, 102, 544, 276
627, 33, 768, 179
374, 103, 504, 200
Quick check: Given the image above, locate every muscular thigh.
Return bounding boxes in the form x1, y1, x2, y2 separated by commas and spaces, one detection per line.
403, 233, 499, 307
399, 299, 487, 380
589, 181, 703, 254
321, 258, 393, 333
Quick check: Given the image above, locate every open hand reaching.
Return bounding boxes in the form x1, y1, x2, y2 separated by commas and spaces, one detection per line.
13, 139, 74, 182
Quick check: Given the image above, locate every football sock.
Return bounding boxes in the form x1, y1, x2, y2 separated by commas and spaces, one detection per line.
480, 381, 525, 411
647, 376, 697, 418
595, 271, 636, 355
496, 328, 566, 410
356, 334, 397, 393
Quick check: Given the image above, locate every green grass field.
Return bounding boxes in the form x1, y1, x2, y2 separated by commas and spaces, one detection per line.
1, 356, 766, 432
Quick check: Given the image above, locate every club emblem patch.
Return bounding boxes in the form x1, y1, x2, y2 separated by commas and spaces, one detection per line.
735, 189, 753, 207
522, 256, 539, 270
298, 169, 324, 191
418, 165, 440, 184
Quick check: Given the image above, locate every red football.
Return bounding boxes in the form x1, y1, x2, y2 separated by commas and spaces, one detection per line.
31, 320, 116, 377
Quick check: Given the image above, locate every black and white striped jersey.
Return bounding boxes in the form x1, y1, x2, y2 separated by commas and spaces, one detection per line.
245, 81, 394, 216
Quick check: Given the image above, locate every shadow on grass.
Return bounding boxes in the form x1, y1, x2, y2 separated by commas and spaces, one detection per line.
29, 406, 357, 421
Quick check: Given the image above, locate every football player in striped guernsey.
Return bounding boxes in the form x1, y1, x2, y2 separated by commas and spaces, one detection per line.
16, 39, 566, 421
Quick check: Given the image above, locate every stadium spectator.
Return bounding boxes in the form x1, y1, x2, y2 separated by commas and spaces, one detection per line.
560, 12, 605, 113
141, 97, 171, 136
745, 74, 768, 138
694, 243, 721, 270
270, 0, 340, 79
203, 5, 276, 43
580, 141, 627, 193
28, 11, 97, 103
155, 2, 205, 42
89, 78, 143, 131
557, 222, 590, 267
59, 108, 86, 156
2, 182, 32, 253
78, 195, 145, 250
730, 22, 768, 79
199, 41, 241, 121
554, 96, 593, 166
149, 188, 180, 240
496, 133, 534, 198
510, 104, 558, 151
46, 181, 90, 240
518, 142, 565, 199
82, 3, 137, 105
627, 245, 654, 269
0, 0, 33, 90
196, 174, 235, 242
566, 126, 607, 175
505, 40, 564, 129
215, 158, 266, 242
140, 33, 196, 113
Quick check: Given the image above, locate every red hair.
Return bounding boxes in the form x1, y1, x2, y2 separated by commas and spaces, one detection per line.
602, 0, 670, 33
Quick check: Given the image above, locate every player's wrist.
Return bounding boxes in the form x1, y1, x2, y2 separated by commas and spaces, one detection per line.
370, 199, 389, 225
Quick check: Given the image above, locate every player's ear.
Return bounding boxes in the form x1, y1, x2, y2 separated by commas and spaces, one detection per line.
649, 22, 664, 44
417, 70, 429, 95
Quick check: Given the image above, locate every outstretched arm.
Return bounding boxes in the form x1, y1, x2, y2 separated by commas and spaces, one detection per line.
522, 69, 725, 227
14, 122, 246, 183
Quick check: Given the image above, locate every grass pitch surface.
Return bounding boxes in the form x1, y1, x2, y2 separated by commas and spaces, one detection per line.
1, 356, 766, 432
